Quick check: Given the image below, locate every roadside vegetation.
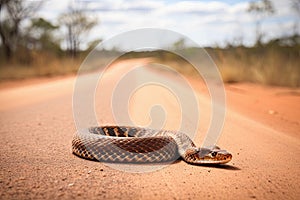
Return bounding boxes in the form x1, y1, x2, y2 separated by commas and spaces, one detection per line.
118, 38, 300, 88
0, 0, 299, 87
209, 41, 300, 87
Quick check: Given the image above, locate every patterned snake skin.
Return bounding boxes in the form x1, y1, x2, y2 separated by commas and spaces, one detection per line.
72, 126, 232, 164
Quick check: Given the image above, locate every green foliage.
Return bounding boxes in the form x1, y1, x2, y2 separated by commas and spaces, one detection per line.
172, 38, 186, 50
0, 0, 43, 60
31, 18, 58, 30
27, 18, 61, 54
87, 39, 103, 51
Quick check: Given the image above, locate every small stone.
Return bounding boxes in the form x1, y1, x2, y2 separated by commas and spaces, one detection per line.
268, 110, 277, 115
68, 183, 74, 187
35, 185, 40, 189
100, 169, 104, 171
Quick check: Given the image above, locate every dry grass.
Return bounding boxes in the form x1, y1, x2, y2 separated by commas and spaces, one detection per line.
0, 51, 83, 81
207, 47, 300, 87
0, 59, 80, 80
1, 47, 299, 88
147, 47, 300, 88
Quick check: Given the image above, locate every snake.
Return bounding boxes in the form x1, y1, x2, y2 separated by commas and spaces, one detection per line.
72, 126, 232, 165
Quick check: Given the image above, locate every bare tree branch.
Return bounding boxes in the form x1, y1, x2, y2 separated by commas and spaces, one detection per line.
247, 0, 275, 45
59, 4, 98, 57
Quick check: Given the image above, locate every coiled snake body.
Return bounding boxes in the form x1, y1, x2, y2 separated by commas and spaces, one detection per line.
72, 126, 232, 165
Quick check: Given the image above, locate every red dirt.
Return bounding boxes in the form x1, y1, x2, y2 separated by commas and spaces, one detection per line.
0, 59, 299, 199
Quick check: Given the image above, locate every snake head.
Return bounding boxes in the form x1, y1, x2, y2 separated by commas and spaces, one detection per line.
184, 147, 232, 164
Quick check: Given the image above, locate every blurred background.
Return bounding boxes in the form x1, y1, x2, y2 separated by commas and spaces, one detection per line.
0, 0, 299, 87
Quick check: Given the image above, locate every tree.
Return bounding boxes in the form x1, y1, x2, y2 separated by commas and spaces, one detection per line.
247, 0, 275, 45
173, 38, 186, 50
59, 5, 98, 57
27, 18, 60, 52
292, 0, 300, 15
87, 38, 102, 51
0, 0, 42, 60
291, 0, 300, 35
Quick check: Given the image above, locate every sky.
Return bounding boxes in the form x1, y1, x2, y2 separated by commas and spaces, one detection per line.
37, 0, 299, 49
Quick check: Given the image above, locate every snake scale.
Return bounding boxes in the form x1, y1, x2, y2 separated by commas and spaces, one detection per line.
72, 126, 232, 165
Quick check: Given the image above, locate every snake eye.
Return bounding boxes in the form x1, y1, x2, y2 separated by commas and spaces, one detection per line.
211, 152, 217, 157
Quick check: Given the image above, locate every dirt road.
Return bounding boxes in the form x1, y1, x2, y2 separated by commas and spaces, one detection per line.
0, 59, 299, 199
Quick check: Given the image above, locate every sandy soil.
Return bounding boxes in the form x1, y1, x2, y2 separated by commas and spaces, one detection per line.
0, 59, 299, 199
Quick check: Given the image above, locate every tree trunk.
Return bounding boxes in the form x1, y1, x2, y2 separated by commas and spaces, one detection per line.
0, 2, 12, 60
